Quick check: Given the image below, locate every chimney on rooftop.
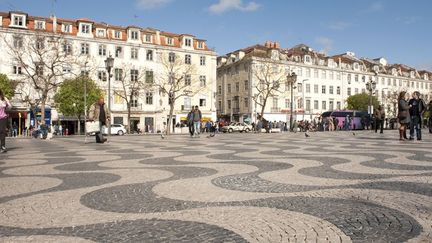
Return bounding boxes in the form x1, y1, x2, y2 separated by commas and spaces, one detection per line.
264, 41, 280, 49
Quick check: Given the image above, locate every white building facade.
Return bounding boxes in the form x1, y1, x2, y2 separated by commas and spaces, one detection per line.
217, 42, 432, 123
0, 11, 217, 133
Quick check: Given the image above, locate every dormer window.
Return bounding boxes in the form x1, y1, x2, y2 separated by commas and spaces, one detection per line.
184, 38, 192, 47
392, 68, 397, 75
80, 23, 91, 34
62, 24, 72, 33
410, 71, 415, 78
424, 74, 429, 80
304, 55, 311, 63
113, 30, 122, 39
130, 30, 139, 40
166, 37, 173, 45
96, 29, 106, 38
10, 14, 26, 28
373, 65, 379, 72
198, 41, 204, 49
34, 20, 45, 30
353, 63, 359, 70
144, 34, 152, 43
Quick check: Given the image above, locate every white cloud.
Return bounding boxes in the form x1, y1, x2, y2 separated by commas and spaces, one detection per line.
367, 2, 383, 12
328, 21, 350, 31
315, 37, 334, 55
136, 0, 173, 9
209, 0, 260, 14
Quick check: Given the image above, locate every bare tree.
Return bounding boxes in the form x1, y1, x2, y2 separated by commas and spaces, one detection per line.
2, 33, 77, 124
112, 64, 147, 134
251, 62, 289, 121
149, 52, 205, 135
384, 90, 400, 118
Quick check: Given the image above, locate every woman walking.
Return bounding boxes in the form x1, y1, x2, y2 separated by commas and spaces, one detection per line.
397, 91, 410, 141
0, 89, 11, 153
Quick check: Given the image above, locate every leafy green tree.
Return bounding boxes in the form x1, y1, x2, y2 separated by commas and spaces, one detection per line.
347, 93, 380, 112
54, 76, 102, 134
0, 74, 16, 99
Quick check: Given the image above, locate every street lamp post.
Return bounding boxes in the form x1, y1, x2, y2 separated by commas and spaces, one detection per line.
104, 55, 114, 137
83, 61, 88, 143
287, 72, 297, 131
365, 72, 377, 115
300, 79, 309, 120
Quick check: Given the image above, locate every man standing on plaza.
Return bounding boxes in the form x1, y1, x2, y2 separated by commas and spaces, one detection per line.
428, 101, 432, 134
408, 91, 426, 140
374, 105, 385, 134
89, 97, 110, 143
187, 109, 194, 137
192, 105, 202, 137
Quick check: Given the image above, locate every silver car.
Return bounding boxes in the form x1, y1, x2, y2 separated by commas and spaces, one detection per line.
221, 122, 252, 133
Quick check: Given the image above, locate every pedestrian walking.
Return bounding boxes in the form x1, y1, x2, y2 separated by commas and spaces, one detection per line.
192, 106, 202, 137
0, 89, 11, 153
374, 105, 385, 134
59, 124, 63, 136
187, 109, 194, 137
89, 97, 110, 143
397, 91, 410, 141
408, 91, 426, 140
428, 101, 432, 134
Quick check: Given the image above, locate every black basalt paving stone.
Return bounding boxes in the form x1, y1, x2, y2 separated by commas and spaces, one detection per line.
351, 181, 432, 197
0, 219, 247, 243
54, 162, 114, 171
361, 160, 432, 171
234, 197, 422, 243
0, 172, 121, 204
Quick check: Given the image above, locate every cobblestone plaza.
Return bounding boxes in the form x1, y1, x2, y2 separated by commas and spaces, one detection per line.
0, 131, 431, 242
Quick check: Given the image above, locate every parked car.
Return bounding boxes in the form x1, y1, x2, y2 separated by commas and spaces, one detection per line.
102, 124, 126, 135
221, 122, 252, 133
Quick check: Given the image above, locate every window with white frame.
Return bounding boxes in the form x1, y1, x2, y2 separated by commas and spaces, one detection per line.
199, 98, 206, 107
347, 87, 351, 96
98, 71, 107, 81
305, 55, 311, 63
199, 75, 206, 87
285, 99, 290, 108
354, 63, 359, 70
96, 29, 106, 37
322, 70, 326, 79
115, 46, 123, 58
314, 100, 318, 110
322, 101, 327, 110
306, 68, 311, 77
306, 100, 311, 111
62, 64, 72, 73
314, 69, 318, 78
272, 97, 278, 109
166, 37, 173, 45
131, 48, 139, 59
355, 74, 359, 82
347, 74, 351, 84
81, 43, 90, 55
184, 74, 191, 85
130, 69, 139, 82
34, 20, 45, 30
11, 14, 25, 27
146, 50, 153, 61
329, 71, 334, 80
244, 80, 249, 90
337, 86, 340, 95
145, 92, 153, 105
306, 83, 310, 93
98, 44, 107, 56
80, 23, 91, 34
113, 30, 122, 39
35, 38, 44, 50
62, 24, 72, 33
130, 30, 139, 40
337, 101, 341, 110
329, 101, 334, 111
314, 84, 318, 93
131, 91, 139, 108
198, 41, 204, 49
63, 41, 72, 54
144, 34, 152, 43
114, 68, 123, 81
336, 72, 341, 80
329, 86, 334, 94
355, 88, 359, 94
168, 52, 175, 63
12, 65, 22, 75
227, 84, 231, 93
200, 56, 206, 66
145, 71, 154, 83
185, 54, 191, 64
13, 36, 23, 48
322, 85, 326, 94
36, 63, 44, 76
244, 98, 249, 108
184, 38, 192, 47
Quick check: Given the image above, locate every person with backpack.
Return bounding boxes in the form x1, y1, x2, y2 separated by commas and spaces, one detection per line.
0, 89, 11, 153
186, 109, 194, 137
408, 91, 426, 141
192, 106, 202, 137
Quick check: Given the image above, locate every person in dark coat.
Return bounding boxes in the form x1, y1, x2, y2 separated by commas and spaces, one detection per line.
397, 91, 410, 141
187, 109, 194, 137
408, 91, 426, 140
374, 105, 385, 134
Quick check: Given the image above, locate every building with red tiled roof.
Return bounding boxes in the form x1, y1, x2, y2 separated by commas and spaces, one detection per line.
0, 11, 217, 134
217, 41, 432, 123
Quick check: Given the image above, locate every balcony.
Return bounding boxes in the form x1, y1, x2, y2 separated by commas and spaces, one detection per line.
271, 107, 280, 112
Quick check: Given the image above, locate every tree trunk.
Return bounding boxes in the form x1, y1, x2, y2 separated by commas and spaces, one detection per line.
77, 114, 81, 135
127, 103, 131, 134
166, 103, 175, 135
260, 99, 267, 121
40, 98, 46, 125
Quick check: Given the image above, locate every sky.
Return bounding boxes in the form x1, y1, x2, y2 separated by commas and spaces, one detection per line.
1, 0, 431, 70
